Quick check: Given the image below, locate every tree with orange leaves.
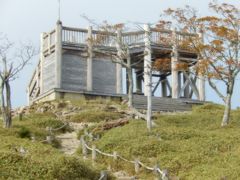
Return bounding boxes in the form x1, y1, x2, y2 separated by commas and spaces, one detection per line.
161, 2, 240, 126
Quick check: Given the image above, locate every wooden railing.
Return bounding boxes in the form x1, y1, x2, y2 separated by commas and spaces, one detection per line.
60, 26, 197, 47
43, 30, 56, 52
28, 62, 40, 98
62, 26, 88, 45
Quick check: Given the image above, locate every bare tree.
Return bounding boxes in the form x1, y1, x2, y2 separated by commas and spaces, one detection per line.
82, 18, 153, 130
0, 35, 36, 128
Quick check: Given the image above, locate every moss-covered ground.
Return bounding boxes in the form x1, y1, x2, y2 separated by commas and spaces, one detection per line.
81, 104, 240, 180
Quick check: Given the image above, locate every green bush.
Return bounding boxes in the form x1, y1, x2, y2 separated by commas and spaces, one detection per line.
92, 104, 240, 179
17, 126, 31, 139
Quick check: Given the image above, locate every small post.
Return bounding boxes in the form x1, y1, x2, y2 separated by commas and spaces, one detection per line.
92, 145, 96, 161
116, 28, 123, 94
100, 171, 107, 180
87, 26, 93, 91
136, 70, 142, 94
113, 151, 118, 161
162, 169, 169, 180
80, 136, 87, 159
171, 28, 179, 99
31, 135, 36, 142
134, 159, 140, 174
46, 135, 53, 144
89, 133, 94, 141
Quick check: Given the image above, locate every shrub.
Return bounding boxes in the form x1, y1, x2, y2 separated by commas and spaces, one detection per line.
17, 126, 31, 139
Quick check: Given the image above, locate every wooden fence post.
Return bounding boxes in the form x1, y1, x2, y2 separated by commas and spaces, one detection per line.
46, 135, 53, 144
134, 159, 140, 174
113, 151, 118, 161
162, 169, 169, 180
89, 133, 94, 141
153, 164, 160, 180
80, 136, 87, 159
92, 145, 96, 161
100, 171, 108, 180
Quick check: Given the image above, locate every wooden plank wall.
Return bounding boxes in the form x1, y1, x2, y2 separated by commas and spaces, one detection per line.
92, 58, 116, 94
61, 53, 87, 91
42, 53, 56, 93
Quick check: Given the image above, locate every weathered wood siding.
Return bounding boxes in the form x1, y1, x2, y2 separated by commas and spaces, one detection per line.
42, 53, 56, 93
61, 53, 87, 91
92, 58, 116, 94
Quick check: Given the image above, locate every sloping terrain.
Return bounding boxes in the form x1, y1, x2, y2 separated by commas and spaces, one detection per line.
2, 98, 240, 180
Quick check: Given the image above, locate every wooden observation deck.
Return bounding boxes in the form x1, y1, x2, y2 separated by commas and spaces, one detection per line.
28, 21, 205, 111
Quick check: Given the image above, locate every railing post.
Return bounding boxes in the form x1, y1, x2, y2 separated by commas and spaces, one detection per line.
134, 159, 140, 174
87, 26, 93, 91
92, 145, 96, 161
113, 151, 118, 161
198, 32, 205, 101
100, 171, 107, 180
162, 169, 169, 180
116, 28, 123, 94
80, 136, 87, 159
153, 164, 160, 180
171, 28, 179, 99
55, 20, 62, 89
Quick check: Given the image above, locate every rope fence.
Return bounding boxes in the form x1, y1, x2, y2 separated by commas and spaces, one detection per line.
80, 135, 169, 180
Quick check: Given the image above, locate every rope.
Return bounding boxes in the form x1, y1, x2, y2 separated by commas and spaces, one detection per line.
138, 161, 155, 171
95, 149, 115, 158
98, 175, 105, 180
117, 155, 135, 164
51, 122, 68, 131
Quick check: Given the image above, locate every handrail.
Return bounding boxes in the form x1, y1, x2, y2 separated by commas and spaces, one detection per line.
59, 25, 198, 47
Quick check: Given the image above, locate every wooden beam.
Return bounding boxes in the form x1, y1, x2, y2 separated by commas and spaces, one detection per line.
55, 21, 62, 89
183, 71, 199, 99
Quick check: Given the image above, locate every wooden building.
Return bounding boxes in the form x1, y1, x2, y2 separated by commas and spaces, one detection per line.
28, 21, 205, 110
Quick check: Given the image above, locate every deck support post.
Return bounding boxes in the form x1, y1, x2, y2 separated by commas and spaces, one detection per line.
183, 71, 190, 98
55, 20, 62, 89
136, 70, 142, 94
171, 28, 179, 99
116, 29, 122, 94
87, 26, 93, 91
198, 32, 205, 101
161, 77, 167, 97
144, 24, 152, 130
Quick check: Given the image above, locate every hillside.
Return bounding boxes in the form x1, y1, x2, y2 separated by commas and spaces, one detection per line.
1, 99, 240, 179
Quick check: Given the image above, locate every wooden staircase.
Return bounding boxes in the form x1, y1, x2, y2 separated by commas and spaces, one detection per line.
130, 95, 203, 112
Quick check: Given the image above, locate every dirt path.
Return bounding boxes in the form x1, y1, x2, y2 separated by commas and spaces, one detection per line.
56, 122, 94, 155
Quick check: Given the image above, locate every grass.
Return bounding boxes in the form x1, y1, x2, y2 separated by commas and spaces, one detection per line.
79, 103, 240, 180
0, 112, 104, 180
70, 110, 123, 123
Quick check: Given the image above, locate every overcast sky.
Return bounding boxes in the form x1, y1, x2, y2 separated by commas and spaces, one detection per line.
0, 0, 239, 108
